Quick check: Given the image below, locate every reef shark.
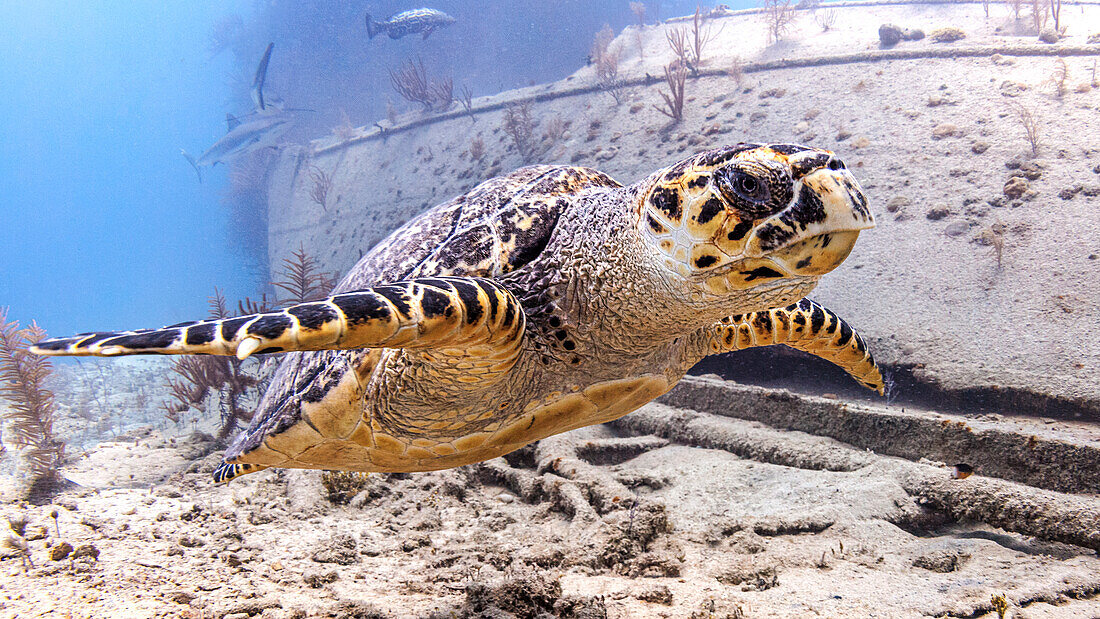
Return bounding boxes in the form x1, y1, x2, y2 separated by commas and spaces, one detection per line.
183, 43, 292, 182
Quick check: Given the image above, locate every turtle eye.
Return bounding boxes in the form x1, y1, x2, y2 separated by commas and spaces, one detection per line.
715, 162, 788, 219
725, 169, 770, 203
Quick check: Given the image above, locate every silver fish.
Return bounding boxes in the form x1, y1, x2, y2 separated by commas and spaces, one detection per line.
365, 8, 456, 40
183, 43, 293, 182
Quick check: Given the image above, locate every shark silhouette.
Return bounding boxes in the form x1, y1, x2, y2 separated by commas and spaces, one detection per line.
183, 43, 293, 182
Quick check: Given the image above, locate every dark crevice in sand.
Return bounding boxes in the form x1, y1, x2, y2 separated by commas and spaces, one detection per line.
943, 583, 1100, 618
906, 524, 1094, 559
691, 346, 1099, 424
662, 374, 1100, 494
613, 401, 1100, 551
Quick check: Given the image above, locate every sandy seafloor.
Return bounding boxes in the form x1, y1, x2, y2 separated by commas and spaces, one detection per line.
3, 2, 1100, 617
1, 362, 1098, 618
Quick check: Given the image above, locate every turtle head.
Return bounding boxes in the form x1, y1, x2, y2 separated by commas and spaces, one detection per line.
637, 143, 874, 306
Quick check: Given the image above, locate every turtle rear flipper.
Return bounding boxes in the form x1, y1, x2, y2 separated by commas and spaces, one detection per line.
707, 298, 884, 395
31, 276, 526, 373
212, 462, 267, 484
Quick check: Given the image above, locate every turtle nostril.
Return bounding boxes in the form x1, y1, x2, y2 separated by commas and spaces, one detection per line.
828, 158, 845, 171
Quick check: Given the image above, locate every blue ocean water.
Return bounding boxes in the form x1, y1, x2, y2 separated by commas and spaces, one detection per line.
0, 2, 254, 336
0, 1, 756, 338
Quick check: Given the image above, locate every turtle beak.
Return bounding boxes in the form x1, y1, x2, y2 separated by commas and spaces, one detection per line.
745, 167, 875, 276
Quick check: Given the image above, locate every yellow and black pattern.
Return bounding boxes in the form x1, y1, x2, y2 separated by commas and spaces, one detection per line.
212, 462, 266, 484
32, 277, 526, 367
341, 165, 619, 291
636, 143, 874, 294
29, 145, 887, 484
708, 298, 884, 394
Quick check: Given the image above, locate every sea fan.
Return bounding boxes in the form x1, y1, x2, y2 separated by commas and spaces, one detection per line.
0, 310, 64, 483
163, 292, 264, 439
272, 244, 336, 306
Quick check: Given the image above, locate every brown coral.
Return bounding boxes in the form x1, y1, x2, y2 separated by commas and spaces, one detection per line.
0, 310, 64, 489
389, 57, 453, 112
653, 63, 687, 122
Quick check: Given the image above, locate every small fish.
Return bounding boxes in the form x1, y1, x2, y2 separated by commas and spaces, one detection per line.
365, 8, 456, 40
952, 463, 974, 480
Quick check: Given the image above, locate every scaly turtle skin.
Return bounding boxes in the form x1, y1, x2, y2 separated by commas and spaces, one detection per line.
34, 143, 882, 483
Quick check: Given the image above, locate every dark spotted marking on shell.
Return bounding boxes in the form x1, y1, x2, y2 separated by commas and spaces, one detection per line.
501, 196, 565, 271
532, 174, 574, 194
434, 225, 495, 273
687, 175, 709, 189
836, 320, 854, 346
795, 256, 813, 269
185, 323, 217, 346
228, 351, 351, 460
300, 356, 352, 405
294, 363, 327, 403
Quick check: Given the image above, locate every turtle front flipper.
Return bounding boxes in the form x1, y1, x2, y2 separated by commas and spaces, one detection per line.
32, 276, 526, 369
706, 298, 884, 395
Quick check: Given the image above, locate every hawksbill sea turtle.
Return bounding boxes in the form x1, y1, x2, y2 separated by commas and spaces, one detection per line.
33, 143, 883, 483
